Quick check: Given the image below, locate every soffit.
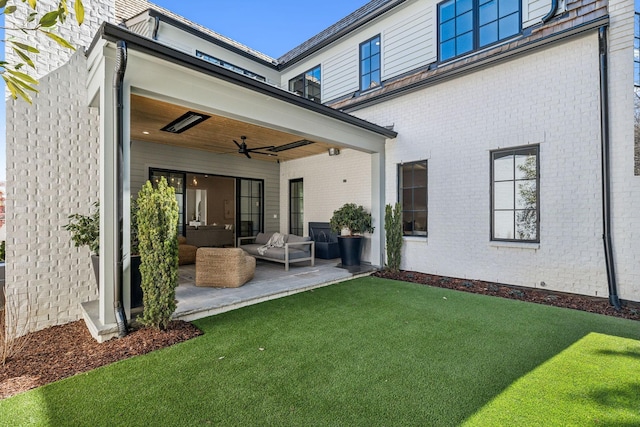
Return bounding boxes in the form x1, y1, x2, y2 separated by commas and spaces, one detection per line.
130, 94, 335, 162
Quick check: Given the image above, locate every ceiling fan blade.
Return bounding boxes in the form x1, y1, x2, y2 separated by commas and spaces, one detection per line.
233, 139, 242, 149
244, 151, 252, 159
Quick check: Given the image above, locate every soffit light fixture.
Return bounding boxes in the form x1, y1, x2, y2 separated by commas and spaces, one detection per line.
161, 111, 211, 133
328, 148, 340, 156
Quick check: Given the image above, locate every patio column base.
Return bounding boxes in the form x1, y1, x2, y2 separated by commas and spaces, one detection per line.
81, 300, 120, 343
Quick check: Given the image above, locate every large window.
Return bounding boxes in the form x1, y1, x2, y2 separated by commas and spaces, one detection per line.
289, 178, 304, 236
438, 0, 520, 62
491, 146, 539, 242
360, 35, 381, 91
399, 161, 428, 237
289, 66, 321, 103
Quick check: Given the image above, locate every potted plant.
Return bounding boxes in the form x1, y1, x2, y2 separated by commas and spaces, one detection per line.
330, 203, 374, 266
65, 201, 143, 308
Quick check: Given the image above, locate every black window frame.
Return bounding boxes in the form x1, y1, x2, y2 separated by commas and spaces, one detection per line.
289, 178, 304, 236
288, 65, 322, 103
398, 160, 428, 237
490, 145, 540, 243
437, 0, 522, 62
359, 34, 382, 92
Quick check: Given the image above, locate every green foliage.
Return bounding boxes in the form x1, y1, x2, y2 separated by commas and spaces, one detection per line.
64, 200, 139, 256
64, 201, 99, 255
329, 203, 374, 236
1, 0, 85, 103
0, 240, 5, 262
384, 203, 402, 272
137, 177, 179, 330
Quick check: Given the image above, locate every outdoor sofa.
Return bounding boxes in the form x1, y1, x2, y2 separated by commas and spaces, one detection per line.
238, 232, 314, 271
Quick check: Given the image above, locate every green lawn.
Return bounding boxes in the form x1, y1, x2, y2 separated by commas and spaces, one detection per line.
1, 277, 638, 426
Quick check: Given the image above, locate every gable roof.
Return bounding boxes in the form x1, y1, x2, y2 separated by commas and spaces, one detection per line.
277, 0, 406, 67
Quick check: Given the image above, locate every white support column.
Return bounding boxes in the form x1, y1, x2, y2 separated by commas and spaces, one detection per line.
371, 150, 386, 268
99, 50, 117, 326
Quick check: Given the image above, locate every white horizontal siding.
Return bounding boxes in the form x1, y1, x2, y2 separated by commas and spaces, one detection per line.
323, 46, 359, 102
131, 140, 281, 232
383, 6, 434, 79
524, 0, 553, 28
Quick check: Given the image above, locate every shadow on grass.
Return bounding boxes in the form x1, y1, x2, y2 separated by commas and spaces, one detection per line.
2, 278, 639, 426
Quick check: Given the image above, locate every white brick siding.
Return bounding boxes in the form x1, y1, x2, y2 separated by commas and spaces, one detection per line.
346, 32, 636, 300
607, 0, 640, 301
278, 149, 374, 263
5, 51, 100, 332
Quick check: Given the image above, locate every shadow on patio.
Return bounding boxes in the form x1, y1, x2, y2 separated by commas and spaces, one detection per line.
173, 258, 375, 322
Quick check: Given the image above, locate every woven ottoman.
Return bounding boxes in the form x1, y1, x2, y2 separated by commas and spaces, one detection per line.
195, 248, 256, 287
178, 236, 197, 265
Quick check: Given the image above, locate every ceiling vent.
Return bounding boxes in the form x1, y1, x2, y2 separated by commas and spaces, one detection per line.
161, 111, 211, 133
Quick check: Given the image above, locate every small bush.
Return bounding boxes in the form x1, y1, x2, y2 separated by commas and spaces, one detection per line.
0, 241, 4, 262
64, 202, 100, 255
137, 177, 179, 330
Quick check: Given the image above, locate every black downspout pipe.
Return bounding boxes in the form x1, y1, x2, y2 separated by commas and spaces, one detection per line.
114, 40, 129, 336
598, 27, 621, 310
541, 0, 558, 23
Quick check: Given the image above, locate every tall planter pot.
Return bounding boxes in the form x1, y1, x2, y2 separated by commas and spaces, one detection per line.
90, 254, 143, 309
338, 236, 363, 266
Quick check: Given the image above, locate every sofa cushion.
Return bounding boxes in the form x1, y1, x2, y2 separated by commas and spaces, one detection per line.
254, 232, 271, 245
287, 235, 311, 243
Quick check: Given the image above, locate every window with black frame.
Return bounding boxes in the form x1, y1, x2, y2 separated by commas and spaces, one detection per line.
491, 146, 539, 242
399, 161, 427, 237
634, 2, 640, 175
438, 0, 520, 62
289, 178, 303, 236
289, 65, 321, 103
360, 35, 381, 91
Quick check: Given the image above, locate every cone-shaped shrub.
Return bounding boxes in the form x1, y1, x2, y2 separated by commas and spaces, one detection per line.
137, 177, 179, 330
385, 203, 402, 272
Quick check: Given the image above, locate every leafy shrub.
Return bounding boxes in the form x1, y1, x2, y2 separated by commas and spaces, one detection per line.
330, 203, 374, 236
0, 241, 5, 262
384, 203, 402, 272
64, 202, 100, 255
137, 177, 179, 330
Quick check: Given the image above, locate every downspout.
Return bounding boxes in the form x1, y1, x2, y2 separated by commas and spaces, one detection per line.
541, 0, 558, 23
114, 40, 129, 335
152, 16, 160, 40
598, 27, 621, 309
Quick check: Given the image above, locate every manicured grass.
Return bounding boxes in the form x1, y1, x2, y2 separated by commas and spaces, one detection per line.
1, 277, 638, 426
463, 333, 640, 426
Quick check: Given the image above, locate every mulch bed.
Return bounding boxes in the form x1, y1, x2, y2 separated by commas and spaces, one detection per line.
0, 320, 202, 400
1, 271, 637, 401
374, 270, 640, 321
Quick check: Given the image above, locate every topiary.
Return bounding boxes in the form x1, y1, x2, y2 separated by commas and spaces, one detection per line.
136, 177, 179, 330
329, 203, 374, 236
384, 203, 402, 272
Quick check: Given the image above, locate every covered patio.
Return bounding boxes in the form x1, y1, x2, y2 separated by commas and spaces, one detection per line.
173, 258, 375, 322
84, 22, 396, 341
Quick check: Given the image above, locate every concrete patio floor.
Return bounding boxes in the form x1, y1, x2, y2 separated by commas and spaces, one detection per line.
173, 258, 375, 322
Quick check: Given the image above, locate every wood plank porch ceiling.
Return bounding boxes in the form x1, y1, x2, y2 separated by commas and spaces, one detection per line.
130, 94, 336, 162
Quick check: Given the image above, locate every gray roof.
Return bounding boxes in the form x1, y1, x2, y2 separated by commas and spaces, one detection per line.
277, 0, 402, 65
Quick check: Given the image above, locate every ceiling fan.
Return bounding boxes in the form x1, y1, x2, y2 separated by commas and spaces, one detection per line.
233, 136, 276, 159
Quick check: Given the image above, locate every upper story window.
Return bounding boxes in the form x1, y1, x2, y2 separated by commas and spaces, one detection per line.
491, 146, 539, 242
289, 65, 321, 103
360, 35, 381, 91
438, 0, 520, 62
196, 50, 266, 82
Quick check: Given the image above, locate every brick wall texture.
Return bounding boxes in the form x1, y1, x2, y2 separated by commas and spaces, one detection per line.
352, 30, 640, 302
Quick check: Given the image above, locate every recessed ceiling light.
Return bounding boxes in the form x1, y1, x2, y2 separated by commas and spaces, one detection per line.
142, 131, 150, 135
